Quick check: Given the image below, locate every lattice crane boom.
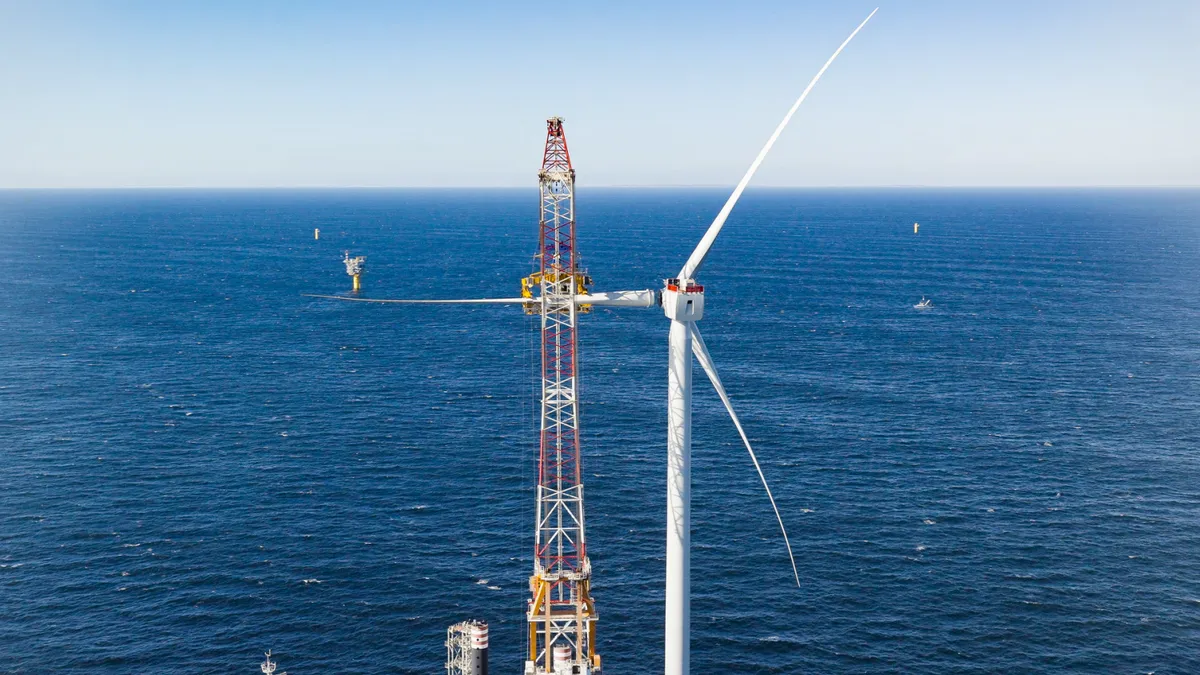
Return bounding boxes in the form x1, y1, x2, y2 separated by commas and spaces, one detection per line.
306, 117, 604, 675
524, 117, 600, 675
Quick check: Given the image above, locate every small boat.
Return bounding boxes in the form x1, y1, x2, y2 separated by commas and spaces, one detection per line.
914, 297, 932, 309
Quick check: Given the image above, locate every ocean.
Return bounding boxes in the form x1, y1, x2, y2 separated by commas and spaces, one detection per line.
1, 188, 1198, 673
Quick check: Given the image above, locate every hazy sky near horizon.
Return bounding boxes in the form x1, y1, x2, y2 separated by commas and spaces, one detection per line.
1, 1, 1197, 188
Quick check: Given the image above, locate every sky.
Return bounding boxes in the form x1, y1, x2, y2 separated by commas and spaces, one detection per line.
0, 1, 1197, 188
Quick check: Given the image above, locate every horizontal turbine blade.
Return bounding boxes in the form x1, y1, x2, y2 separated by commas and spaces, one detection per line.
302, 294, 529, 304
586, 289, 658, 308
690, 324, 801, 588
305, 291, 660, 308
678, 7, 878, 281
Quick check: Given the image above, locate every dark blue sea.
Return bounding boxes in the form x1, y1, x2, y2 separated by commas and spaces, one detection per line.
1, 188, 1198, 674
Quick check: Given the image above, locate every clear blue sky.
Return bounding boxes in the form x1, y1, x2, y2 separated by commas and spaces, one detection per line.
1, 1, 1196, 188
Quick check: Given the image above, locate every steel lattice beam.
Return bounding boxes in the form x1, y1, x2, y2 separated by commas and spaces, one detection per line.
526, 117, 600, 675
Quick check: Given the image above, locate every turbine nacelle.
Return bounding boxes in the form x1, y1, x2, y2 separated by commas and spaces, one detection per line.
662, 279, 704, 323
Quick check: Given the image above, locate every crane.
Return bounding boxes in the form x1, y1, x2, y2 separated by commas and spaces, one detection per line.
308, 118, 601, 675
522, 117, 599, 675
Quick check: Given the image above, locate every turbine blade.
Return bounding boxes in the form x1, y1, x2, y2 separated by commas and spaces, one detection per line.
678, 7, 878, 281
302, 294, 531, 304
690, 324, 801, 588
305, 292, 661, 308
585, 289, 659, 307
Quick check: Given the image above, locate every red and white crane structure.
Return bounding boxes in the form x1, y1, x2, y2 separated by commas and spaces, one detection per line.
308, 10, 876, 673
522, 117, 599, 675
312, 118, 602, 675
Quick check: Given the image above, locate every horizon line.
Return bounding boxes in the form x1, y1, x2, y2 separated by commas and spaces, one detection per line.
2, 184, 1198, 191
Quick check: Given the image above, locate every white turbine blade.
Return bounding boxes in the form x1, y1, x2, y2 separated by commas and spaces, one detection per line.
690, 324, 801, 588
307, 291, 661, 308
585, 289, 658, 307
302, 294, 530, 304
678, 7, 878, 281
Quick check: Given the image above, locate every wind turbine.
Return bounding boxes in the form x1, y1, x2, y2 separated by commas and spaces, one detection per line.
306, 9, 877, 673
651, 11, 878, 673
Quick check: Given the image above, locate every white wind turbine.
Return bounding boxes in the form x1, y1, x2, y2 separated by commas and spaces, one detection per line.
306, 9, 877, 673
650, 11, 878, 673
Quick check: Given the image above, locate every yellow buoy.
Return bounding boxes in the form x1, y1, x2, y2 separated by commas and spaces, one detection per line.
913, 222, 919, 234
314, 228, 320, 240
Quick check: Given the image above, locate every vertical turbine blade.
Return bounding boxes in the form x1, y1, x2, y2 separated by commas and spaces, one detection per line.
678, 7, 879, 281
689, 325, 801, 588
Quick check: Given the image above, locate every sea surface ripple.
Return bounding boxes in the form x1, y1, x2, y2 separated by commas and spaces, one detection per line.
0, 188, 1198, 673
